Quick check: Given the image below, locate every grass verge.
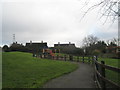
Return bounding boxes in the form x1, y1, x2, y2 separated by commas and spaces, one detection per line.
2, 52, 78, 88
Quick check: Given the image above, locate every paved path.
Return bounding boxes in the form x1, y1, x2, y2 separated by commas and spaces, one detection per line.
43, 62, 96, 88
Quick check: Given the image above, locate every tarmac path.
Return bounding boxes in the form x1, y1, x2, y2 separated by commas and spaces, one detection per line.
43, 62, 96, 88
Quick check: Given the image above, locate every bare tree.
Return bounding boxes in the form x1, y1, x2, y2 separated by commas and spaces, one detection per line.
80, 0, 119, 24
82, 35, 99, 47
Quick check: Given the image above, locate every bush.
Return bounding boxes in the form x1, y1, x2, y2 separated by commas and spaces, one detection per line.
92, 49, 101, 56
2, 45, 10, 52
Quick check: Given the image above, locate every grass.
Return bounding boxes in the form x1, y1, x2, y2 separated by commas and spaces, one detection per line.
98, 57, 119, 68
2, 52, 78, 88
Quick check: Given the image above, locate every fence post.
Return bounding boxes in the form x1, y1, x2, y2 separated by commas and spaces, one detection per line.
96, 56, 98, 61
56, 55, 59, 60
64, 55, 66, 61
52, 56, 54, 60
69, 55, 73, 61
92, 56, 94, 65
101, 61, 106, 90
49, 55, 52, 59
77, 56, 79, 62
94, 55, 100, 87
82, 56, 84, 63
59, 55, 61, 60
94, 56, 98, 70
88, 56, 90, 63
33, 53, 35, 57
93, 56, 96, 82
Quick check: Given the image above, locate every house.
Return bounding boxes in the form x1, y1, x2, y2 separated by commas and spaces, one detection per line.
106, 46, 120, 54
54, 42, 76, 48
26, 41, 48, 53
54, 42, 76, 53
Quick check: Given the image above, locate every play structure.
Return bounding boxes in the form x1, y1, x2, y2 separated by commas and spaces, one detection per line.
32, 48, 60, 58
42, 49, 55, 58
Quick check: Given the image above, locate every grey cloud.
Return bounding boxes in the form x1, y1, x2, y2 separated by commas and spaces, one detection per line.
2, 0, 118, 47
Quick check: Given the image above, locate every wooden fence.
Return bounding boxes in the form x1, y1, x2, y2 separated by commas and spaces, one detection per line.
93, 56, 120, 89
35, 54, 120, 89
39, 54, 92, 63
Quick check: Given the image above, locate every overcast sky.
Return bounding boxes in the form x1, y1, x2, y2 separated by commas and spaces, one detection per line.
1, 0, 118, 47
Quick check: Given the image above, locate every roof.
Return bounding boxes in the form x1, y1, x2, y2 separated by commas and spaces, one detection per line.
106, 46, 120, 49
54, 43, 75, 47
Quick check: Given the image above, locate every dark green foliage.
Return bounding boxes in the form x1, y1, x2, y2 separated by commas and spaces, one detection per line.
82, 35, 119, 57
89, 40, 107, 55
7, 42, 33, 53
2, 45, 10, 52
69, 55, 73, 61
55, 46, 84, 56
109, 42, 117, 47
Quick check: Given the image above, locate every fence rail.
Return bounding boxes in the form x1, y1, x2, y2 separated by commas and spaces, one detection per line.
95, 60, 120, 72
35, 54, 120, 89
93, 56, 120, 89
39, 54, 92, 63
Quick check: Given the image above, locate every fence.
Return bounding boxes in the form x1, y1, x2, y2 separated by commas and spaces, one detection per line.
93, 56, 120, 89
39, 54, 92, 63
35, 54, 120, 89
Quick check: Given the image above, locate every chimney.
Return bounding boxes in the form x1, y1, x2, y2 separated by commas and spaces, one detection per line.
30, 40, 32, 45
69, 42, 71, 45
58, 42, 60, 46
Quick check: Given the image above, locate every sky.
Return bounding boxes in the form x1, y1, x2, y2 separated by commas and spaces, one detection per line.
1, 0, 118, 47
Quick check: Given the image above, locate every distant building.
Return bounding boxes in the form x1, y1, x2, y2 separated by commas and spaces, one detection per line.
11, 42, 23, 47
54, 42, 76, 53
106, 46, 120, 54
54, 42, 76, 47
26, 41, 48, 53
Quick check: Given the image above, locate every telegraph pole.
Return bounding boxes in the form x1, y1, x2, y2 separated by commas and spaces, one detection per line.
13, 34, 15, 43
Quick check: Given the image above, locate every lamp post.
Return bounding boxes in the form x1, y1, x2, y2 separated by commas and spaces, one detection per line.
84, 49, 86, 56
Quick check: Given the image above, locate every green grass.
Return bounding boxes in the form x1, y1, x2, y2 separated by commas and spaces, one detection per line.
98, 57, 119, 68
2, 52, 78, 88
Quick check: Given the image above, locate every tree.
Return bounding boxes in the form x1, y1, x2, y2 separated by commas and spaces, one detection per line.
106, 38, 119, 46
111, 38, 120, 46
9, 42, 29, 52
82, 35, 99, 47
95, 40, 107, 53
2, 45, 9, 52
80, 0, 119, 24
82, 35, 99, 55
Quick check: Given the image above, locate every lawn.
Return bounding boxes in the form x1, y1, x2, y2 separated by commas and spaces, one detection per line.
98, 57, 119, 68
2, 52, 78, 88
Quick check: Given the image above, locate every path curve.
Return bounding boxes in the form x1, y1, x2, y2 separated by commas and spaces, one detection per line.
43, 62, 96, 88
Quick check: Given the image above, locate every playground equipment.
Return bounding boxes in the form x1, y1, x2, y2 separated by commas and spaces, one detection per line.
32, 48, 60, 58
42, 49, 55, 58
